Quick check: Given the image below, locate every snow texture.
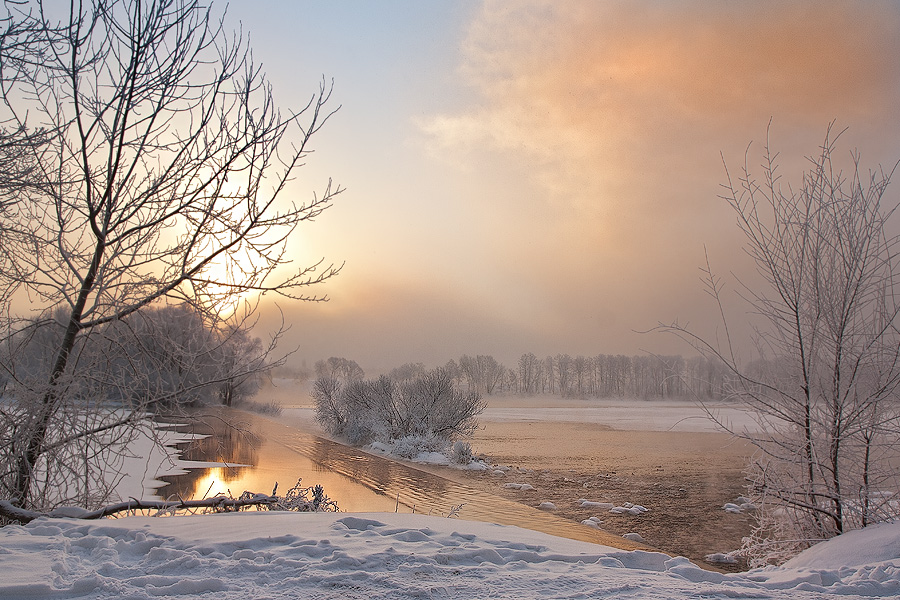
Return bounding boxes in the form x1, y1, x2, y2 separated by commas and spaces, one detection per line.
1, 512, 898, 599
502, 482, 535, 491
609, 502, 650, 515
723, 496, 757, 514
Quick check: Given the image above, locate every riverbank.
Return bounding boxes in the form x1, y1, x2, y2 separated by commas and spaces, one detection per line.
263, 382, 756, 569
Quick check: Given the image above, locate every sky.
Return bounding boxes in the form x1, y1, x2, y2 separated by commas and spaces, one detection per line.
224, 0, 900, 374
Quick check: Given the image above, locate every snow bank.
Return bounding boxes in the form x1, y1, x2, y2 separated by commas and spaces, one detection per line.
1, 512, 898, 599
782, 521, 900, 571
365, 439, 491, 471
117, 423, 248, 501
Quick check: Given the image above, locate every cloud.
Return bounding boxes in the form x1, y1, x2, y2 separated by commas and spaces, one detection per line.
264, 1, 900, 371
261, 272, 555, 373
409, 0, 900, 360
426, 0, 900, 205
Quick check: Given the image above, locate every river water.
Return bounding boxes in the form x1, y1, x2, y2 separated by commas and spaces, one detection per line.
155, 409, 640, 550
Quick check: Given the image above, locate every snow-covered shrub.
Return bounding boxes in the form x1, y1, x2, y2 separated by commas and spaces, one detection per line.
343, 419, 376, 446
312, 375, 348, 436
265, 481, 338, 512
739, 504, 811, 568
450, 441, 474, 465
393, 434, 446, 460
312, 368, 485, 447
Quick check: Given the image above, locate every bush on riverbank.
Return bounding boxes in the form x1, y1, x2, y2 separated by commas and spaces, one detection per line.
312, 368, 485, 449
236, 398, 283, 416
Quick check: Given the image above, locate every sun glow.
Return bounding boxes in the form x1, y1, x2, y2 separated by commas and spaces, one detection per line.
189, 468, 249, 501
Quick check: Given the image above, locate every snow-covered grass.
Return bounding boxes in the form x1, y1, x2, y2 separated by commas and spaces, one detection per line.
1, 511, 897, 599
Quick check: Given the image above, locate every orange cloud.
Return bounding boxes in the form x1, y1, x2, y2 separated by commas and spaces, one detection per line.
411, 0, 900, 361
264, 1, 900, 371
433, 0, 900, 203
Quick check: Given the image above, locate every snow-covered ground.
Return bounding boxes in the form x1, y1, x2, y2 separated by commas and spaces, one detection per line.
479, 397, 763, 433
3, 394, 898, 597
1, 511, 897, 599
117, 423, 247, 501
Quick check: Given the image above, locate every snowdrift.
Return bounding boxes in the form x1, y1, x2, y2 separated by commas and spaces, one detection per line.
1, 512, 898, 599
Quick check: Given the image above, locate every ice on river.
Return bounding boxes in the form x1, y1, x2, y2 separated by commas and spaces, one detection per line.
478, 397, 764, 433
1, 511, 898, 599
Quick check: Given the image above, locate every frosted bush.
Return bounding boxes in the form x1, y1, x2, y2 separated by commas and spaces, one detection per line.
393, 435, 446, 460
451, 441, 473, 465
312, 368, 485, 448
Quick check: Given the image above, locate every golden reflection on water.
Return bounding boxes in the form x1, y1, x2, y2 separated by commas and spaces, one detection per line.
156, 410, 397, 512
154, 409, 640, 550
190, 468, 242, 499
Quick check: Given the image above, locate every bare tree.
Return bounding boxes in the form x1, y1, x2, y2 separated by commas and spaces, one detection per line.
0, 0, 340, 511
98, 303, 267, 409
388, 362, 426, 382
660, 124, 900, 565
312, 368, 485, 449
458, 354, 505, 395
314, 357, 365, 383
517, 352, 540, 394
554, 353, 572, 396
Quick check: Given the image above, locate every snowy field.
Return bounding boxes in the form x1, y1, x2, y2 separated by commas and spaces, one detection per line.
1, 511, 898, 599
478, 396, 764, 433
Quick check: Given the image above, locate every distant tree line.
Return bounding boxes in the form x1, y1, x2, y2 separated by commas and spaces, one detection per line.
448, 353, 735, 399
2, 303, 266, 411
312, 353, 737, 400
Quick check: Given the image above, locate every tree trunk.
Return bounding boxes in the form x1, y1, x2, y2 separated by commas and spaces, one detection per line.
12, 240, 104, 507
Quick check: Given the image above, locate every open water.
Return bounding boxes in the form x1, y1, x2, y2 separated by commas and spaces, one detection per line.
156, 409, 637, 549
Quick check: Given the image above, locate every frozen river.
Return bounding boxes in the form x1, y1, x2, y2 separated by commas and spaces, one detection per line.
478, 397, 762, 433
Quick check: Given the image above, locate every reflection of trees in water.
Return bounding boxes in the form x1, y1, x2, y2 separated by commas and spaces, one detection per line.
156, 415, 261, 500
183, 419, 260, 472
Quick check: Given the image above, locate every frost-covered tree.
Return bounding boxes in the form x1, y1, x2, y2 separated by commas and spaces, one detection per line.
312, 368, 485, 449
0, 0, 339, 512
458, 354, 505, 395
661, 125, 900, 565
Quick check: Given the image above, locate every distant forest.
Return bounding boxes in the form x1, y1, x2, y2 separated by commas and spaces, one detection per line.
305, 353, 736, 400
